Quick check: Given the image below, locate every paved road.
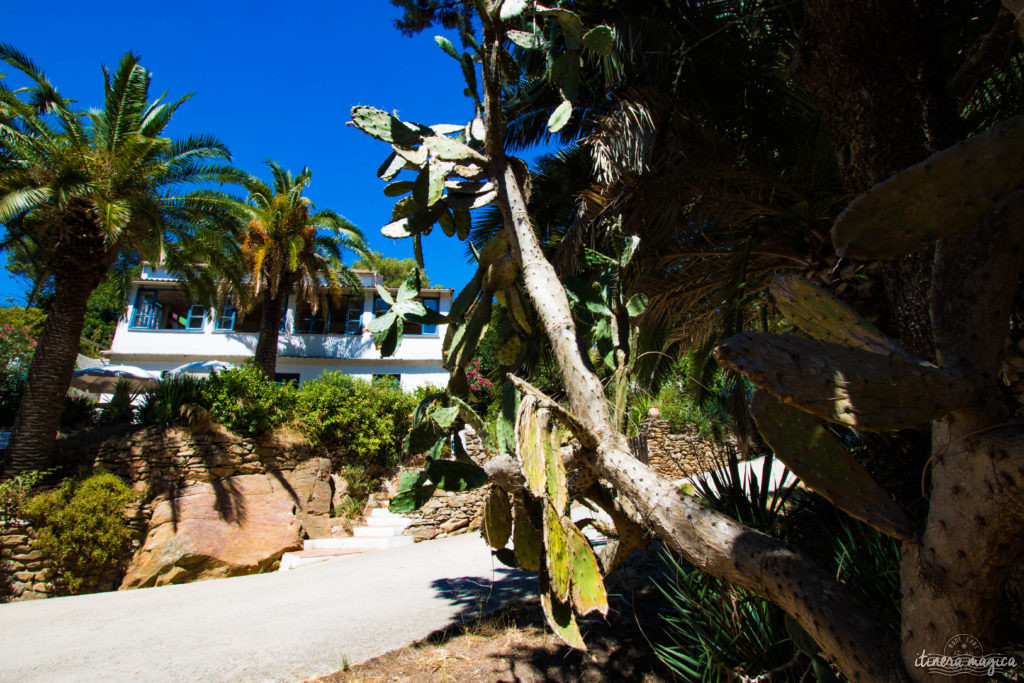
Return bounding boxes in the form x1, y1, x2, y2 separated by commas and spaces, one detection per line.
0, 534, 533, 682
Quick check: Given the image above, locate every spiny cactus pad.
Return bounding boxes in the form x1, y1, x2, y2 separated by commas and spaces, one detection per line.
750, 391, 915, 541
832, 115, 1024, 259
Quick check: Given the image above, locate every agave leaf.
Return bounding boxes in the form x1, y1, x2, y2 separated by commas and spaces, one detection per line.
582, 25, 614, 56
770, 275, 908, 358
516, 397, 545, 496
483, 485, 513, 548
540, 588, 586, 650
714, 332, 976, 431
750, 391, 915, 541
434, 35, 461, 60
563, 517, 609, 616
351, 106, 427, 147
832, 115, 1024, 259
547, 99, 573, 133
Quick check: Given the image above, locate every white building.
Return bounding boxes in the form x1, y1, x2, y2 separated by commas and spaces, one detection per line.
105, 264, 452, 391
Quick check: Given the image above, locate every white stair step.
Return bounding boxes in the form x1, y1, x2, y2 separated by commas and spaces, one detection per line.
352, 526, 404, 537
364, 516, 411, 528
368, 507, 407, 519
304, 536, 414, 551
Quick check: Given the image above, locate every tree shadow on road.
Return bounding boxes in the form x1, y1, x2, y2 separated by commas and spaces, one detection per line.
429, 567, 536, 625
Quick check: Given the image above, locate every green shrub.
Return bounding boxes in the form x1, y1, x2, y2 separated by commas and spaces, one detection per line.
294, 372, 416, 469
200, 365, 296, 436
138, 374, 207, 427
61, 393, 98, 431
20, 469, 135, 593
0, 469, 48, 526
97, 379, 140, 426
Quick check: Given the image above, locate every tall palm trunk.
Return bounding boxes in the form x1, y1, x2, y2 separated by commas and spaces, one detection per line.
4, 230, 110, 476
252, 286, 289, 378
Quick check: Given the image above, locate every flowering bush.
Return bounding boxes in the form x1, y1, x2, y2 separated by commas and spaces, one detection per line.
0, 325, 37, 427
0, 324, 36, 389
466, 357, 493, 394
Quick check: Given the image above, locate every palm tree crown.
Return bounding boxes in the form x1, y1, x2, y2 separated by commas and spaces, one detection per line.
235, 160, 367, 377
0, 46, 243, 474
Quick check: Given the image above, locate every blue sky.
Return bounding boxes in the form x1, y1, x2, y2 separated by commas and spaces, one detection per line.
1, 1, 538, 303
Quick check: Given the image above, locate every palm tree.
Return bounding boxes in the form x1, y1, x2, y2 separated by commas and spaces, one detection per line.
0, 47, 244, 475
233, 161, 367, 377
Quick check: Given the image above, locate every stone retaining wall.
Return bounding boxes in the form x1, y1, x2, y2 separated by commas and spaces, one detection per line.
2, 423, 329, 601
639, 419, 729, 480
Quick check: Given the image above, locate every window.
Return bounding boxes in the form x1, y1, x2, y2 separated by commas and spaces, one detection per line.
373, 294, 440, 336
215, 297, 287, 333
274, 373, 300, 387
131, 289, 205, 330
294, 295, 365, 335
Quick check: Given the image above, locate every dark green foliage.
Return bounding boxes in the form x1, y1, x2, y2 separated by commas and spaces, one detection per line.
81, 260, 141, 351
654, 356, 736, 441
656, 549, 797, 682
97, 380, 139, 426
0, 469, 48, 525
353, 250, 434, 288
20, 469, 135, 594
201, 366, 297, 436
59, 394, 97, 431
294, 371, 415, 469
138, 375, 207, 427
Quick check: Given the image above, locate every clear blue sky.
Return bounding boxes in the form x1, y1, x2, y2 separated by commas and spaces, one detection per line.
2, 1, 540, 303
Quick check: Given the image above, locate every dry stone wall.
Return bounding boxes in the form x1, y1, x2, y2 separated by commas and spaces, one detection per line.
639, 419, 729, 481
2, 423, 335, 601
395, 421, 728, 541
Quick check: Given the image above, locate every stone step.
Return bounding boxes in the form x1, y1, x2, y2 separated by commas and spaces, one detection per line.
352, 525, 404, 538
278, 548, 366, 571
363, 515, 411, 529
368, 507, 406, 519
303, 536, 414, 551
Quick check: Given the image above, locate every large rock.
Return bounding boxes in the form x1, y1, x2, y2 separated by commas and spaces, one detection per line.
121, 474, 304, 589
280, 457, 333, 539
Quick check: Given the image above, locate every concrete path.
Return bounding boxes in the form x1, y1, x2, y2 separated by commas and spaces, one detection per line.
0, 534, 533, 683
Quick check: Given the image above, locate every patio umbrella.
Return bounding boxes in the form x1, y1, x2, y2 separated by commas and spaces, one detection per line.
70, 365, 162, 394
165, 360, 236, 377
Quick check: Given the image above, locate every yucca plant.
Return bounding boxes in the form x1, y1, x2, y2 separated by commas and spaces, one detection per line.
137, 375, 207, 427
